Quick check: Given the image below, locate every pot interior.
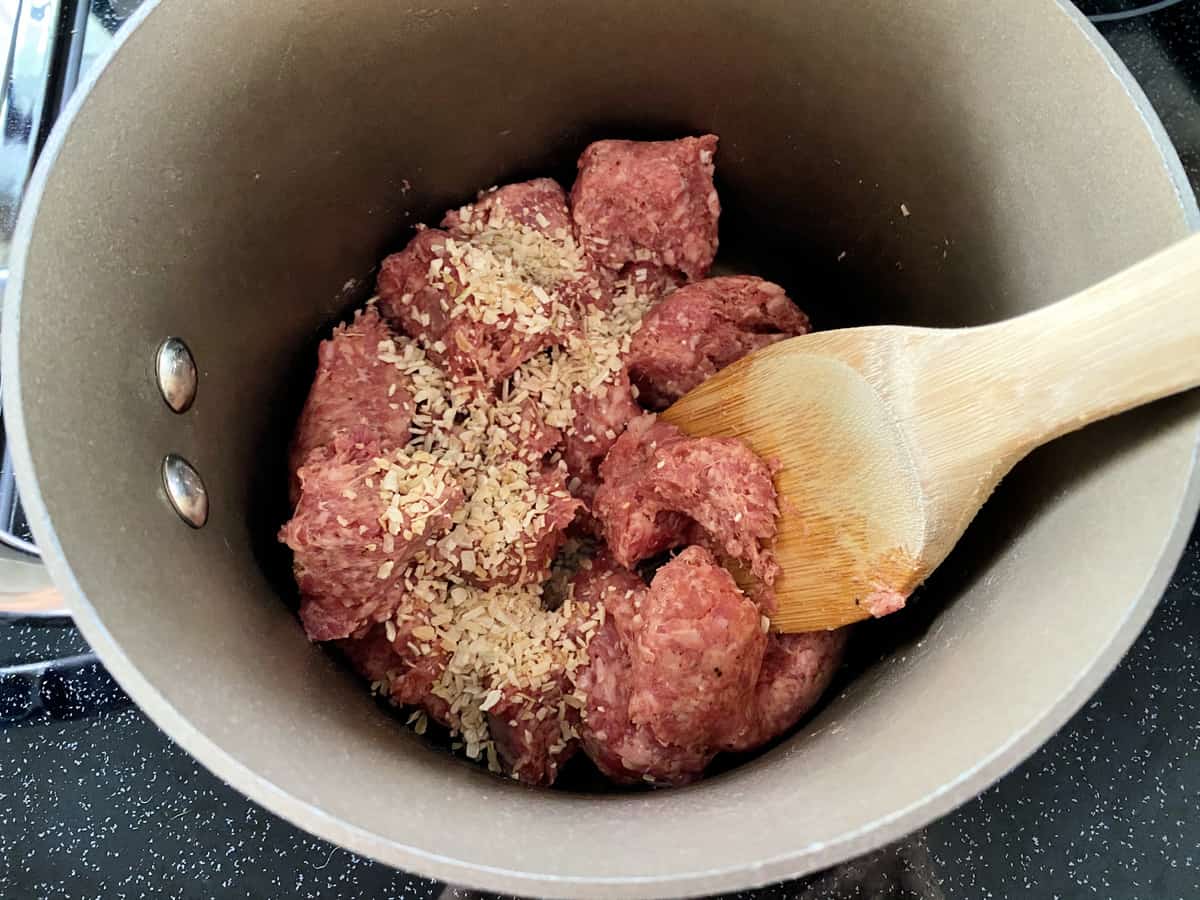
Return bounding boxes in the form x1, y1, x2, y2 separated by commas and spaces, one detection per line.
6, 0, 1199, 895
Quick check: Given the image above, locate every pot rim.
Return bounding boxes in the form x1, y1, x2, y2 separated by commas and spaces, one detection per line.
4, 1, 1198, 896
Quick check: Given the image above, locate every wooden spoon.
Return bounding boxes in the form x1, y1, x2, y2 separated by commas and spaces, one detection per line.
661, 233, 1200, 633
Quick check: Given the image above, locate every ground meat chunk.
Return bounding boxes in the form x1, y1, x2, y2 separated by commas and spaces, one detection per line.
575, 550, 765, 784
578, 615, 716, 786
563, 371, 641, 503
338, 623, 399, 686
570, 553, 648, 611
627, 546, 766, 749
447, 318, 563, 389
386, 592, 457, 723
724, 629, 847, 753
442, 178, 573, 237
573, 557, 715, 785
575, 551, 842, 785
593, 415, 780, 581
279, 435, 464, 641
571, 136, 720, 281
486, 680, 581, 786
626, 276, 811, 409
338, 622, 450, 725
377, 228, 457, 344
585, 261, 683, 314
288, 308, 415, 501
617, 262, 686, 302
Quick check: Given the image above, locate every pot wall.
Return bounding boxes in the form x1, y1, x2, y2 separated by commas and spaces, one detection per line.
4, 1, 1199, 896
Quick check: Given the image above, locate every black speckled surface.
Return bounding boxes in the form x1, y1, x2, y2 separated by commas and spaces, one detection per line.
2, 2, 1200, 898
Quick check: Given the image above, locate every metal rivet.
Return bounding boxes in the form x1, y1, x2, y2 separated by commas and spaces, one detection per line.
155, 337, 197, 413
162, 454, 208, 528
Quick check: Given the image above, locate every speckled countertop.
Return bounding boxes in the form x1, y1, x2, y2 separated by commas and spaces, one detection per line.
2, 2, 1200, 898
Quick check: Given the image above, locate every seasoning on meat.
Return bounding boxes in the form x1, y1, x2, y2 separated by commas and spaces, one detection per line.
340, 622, 449, 725
556, 263, 683, 511
486, 687, 580, 786
593, 415, 781, 582
397, 560, 604, 776
280, 435, 464, 641
288, 307, 415, 501
281, 134, 843, 789
626, 275, 811, 409
484, 617, 591, 786
376, 224, 568, 388
497, 262, 658, 437
571, 136, 720, 281
618, 262, 686, 301
562, 370, 641, 504
379, 178, 614, 389
435, 460, 581, 588
442, 177, 613, 311
376, 228, 457, 344
442, 178, 573, 238
496, 398, 563, 466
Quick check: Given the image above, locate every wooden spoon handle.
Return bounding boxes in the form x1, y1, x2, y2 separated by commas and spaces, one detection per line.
951, 232, 1200, 463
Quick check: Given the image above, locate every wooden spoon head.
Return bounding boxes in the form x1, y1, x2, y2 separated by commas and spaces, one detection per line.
662, 336, 930, 632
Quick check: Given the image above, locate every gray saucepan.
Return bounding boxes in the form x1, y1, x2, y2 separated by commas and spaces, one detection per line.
2, 1, 1198, 897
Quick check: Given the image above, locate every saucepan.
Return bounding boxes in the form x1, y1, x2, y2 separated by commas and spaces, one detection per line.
3, 1, 1198, 896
